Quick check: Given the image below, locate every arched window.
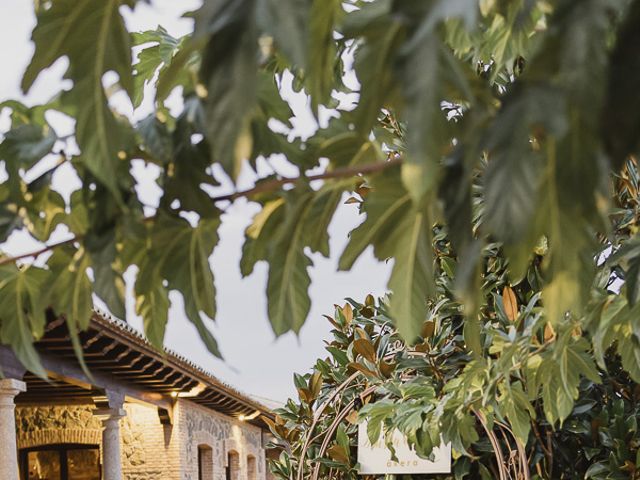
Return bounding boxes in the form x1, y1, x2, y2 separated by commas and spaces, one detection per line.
198, 444, 213, 480
247, 455, 256, 480
225, 450, 240, 480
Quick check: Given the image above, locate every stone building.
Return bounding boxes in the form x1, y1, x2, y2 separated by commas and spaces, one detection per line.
0, 311, 279, 480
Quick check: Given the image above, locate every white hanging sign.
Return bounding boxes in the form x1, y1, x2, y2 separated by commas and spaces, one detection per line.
357, 422, 451, 475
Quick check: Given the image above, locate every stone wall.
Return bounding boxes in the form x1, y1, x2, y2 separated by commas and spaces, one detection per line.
15, 400, 267, 480
121, 402, 179, 480
15, 405, 102, 449
175, 399, 266, 480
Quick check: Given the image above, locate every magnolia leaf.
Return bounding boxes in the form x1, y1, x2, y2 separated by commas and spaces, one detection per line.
326, 444, 349, 464
353, 338, 376, 363
502, 286, 518, 322
342, 303, 353, 325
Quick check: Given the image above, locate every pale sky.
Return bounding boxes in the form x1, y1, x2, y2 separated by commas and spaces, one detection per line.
0, 0, 390, 404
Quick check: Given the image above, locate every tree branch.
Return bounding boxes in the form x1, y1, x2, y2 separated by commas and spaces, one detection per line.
214, 155, 402, 202
0, 157, 402, 266
0, 236, 79, 267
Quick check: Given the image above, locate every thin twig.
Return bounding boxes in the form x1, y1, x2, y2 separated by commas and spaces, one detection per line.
215, 156, 401, 203
0, 236, 79, 266
0, 158, 401, 267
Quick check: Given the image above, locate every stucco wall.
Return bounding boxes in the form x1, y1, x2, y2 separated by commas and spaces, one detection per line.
15, 400, 267, 480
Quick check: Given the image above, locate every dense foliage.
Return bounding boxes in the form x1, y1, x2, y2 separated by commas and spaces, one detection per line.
1, 0, 640, 392
266, 159, 640, 478
267, 297, 640, 479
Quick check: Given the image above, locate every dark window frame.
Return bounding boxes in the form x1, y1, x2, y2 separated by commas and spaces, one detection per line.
19, 443, 101, 480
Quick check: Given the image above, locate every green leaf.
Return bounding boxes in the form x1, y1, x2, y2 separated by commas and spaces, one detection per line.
539, 334, 600, 426
241, 198, 286, 277
540, 137, 598, 324
302, 180, 352, 257
86, 230, 126, 320
197, 0, 258, 179
47, 248, 93, 332
347, 7, 401, 135
46, 247, 95, 379
306, 0, 342, 111
130, 213, 222, 355
359, 400, 395, 444
602, 0, 640, 168
256, 0, 307, 67
398, 33, 444, 203
0, 190, 23, 242
500, 382, 534, 442
136, 114, 173, 165
484, 87, 567, 246
0, 264, 50, 377
617, 331, 640, 383
23, 0, 134, 95
23, 0, 135, 202
266, 195, 313, 336
132, 26, 183, 108
150, 214, 222, 357
161, 98, 219, 217
135, 261, 170, 350
0, 124, 57, 174
340, 167, 435, 341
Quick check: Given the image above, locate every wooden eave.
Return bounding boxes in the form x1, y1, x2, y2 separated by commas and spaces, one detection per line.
14, 311, 274, 429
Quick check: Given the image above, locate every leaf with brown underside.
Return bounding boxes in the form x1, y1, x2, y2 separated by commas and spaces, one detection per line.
503, 286, 519, 322
354, 338, 377, 363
